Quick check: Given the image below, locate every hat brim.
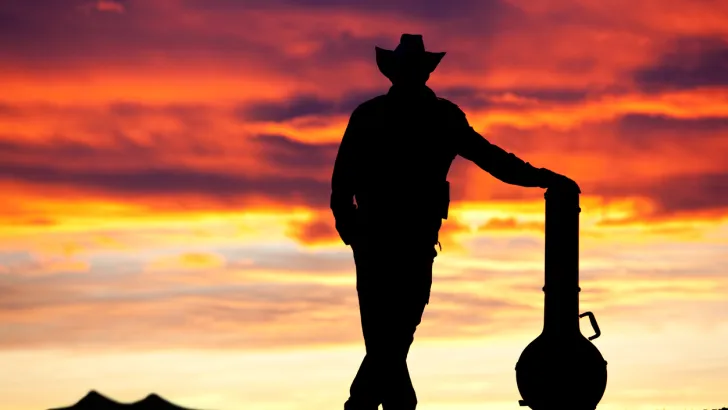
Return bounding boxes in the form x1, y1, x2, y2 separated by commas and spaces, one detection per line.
375, 46, 446, 81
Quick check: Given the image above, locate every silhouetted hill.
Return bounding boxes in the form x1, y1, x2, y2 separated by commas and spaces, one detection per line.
48, 391, 121, 410
131, 393, 195, 410
48, 390, 206, 410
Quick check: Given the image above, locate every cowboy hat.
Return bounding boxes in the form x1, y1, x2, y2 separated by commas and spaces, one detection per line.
375, 34, 446, 81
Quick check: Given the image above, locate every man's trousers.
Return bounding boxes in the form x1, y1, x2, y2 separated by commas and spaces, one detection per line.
344, 240, 436, 410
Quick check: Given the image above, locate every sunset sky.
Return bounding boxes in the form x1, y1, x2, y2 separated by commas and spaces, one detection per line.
1, 0, 728, 409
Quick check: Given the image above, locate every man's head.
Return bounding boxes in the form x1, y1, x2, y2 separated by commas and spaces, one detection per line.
375, 34, 445, 86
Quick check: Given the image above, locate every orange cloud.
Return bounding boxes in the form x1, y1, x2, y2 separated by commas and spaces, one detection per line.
478, 217, 544, 232
286, 212, 340, 245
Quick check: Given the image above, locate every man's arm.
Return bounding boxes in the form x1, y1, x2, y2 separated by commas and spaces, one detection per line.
445, 101, 577, 190
458, 125, 550, 188
330, 109, 361, 245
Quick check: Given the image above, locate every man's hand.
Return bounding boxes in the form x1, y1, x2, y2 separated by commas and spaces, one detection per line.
540, 169, 581, 193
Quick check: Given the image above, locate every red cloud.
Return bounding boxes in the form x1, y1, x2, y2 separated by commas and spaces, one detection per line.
287, 213, 340, 245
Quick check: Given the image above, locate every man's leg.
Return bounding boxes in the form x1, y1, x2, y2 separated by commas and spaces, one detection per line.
346, 354, 377, 409
345, 288, 386, 410
345, 241, 386, 410
347, 280, 429, 410
344, 237, 435, 410
379, 252, 432, 410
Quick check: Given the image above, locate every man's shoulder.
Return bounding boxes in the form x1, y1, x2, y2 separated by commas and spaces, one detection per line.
350, 94, 467, 119
435, 97, 466, 117
353, 95, 389, 115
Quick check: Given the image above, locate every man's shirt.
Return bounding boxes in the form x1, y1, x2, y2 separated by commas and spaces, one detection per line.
331, 84, 548, 245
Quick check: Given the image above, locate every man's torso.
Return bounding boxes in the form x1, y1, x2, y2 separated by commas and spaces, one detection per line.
347, 87, 466, 243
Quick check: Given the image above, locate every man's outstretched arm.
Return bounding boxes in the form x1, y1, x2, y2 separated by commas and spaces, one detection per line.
330, 109, 361, 245
447, 103, 578, 191
457, 125, 551, 188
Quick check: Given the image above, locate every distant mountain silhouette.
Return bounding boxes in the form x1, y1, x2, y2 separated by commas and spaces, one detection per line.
48, 391, 120, 410
131, 393, 197, 410
48, 390, 206, 410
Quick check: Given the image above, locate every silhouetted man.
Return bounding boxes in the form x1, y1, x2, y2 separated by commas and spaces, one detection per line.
331, 34, 579, 410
